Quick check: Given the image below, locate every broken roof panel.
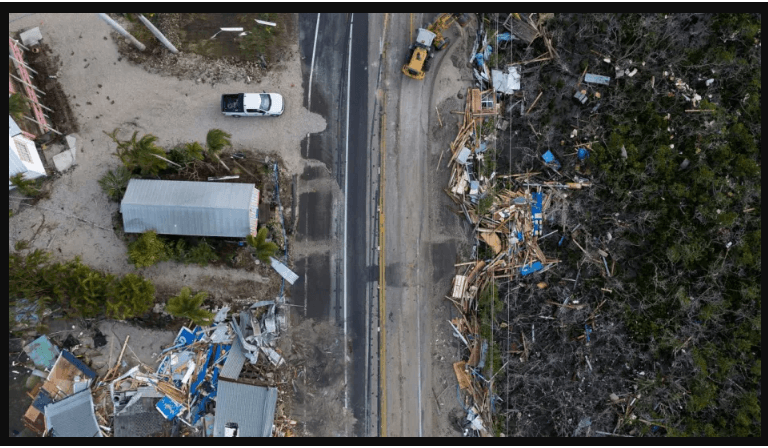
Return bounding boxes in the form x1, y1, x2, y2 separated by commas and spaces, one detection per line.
114, 396, 168, 437
491, 65, 521, 94
214, 379, 277, 437
269, 257, 299, 285
584, 73, 611, 86
44, 390, 102, 437
24, 335, 61, 370
219, 335, 246, 380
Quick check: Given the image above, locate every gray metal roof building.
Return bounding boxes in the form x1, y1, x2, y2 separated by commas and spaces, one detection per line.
214, 379, 277, 437
44, 390, 102, 437
120, 179, 259, 238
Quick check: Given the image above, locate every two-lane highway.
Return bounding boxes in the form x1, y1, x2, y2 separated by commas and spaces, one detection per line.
295, 13, 375, 437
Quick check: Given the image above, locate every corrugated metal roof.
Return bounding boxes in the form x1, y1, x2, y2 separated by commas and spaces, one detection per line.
214, 379, 277, 437
269, 257, 299, 284
23, 335, 61, 370
44, 390, 102, 437
114, 397, 167, 438
219, 335, 245, 380
120, 179, 258, 237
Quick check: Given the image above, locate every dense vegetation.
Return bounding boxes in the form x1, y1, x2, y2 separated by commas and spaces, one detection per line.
486, 13, 759, 437
9, 243, 155, 321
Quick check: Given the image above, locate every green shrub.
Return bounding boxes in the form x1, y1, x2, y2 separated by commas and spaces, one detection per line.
98, 166, 133, 201
128, 230, 168, 268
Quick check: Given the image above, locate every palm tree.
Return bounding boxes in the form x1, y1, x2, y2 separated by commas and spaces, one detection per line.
246, 227, 279, 262
206, 129, 232, 158
165, 286, 214, 326
131, 133, 167, 176
9, 93, 28, 122
98, 166, 133, 201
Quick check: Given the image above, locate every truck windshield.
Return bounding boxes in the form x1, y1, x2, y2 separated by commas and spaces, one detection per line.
260, 94, 271, 111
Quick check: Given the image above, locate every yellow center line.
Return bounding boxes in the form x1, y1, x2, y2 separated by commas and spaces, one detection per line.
379, 12, 389, 437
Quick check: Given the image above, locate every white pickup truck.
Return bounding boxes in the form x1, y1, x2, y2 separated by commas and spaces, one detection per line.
221, 93, 284, 117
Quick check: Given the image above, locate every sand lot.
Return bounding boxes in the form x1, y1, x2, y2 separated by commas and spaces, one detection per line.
9, 13, 325, 299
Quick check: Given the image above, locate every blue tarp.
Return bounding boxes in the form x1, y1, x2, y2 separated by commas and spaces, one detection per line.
496, 32, 512, 43
542, 150, 561, 169
520, 261, 543, 276
577, 147, 590, 160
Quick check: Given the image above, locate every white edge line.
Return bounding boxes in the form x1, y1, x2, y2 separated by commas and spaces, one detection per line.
343, 12, 354, 416
308, 13, 320, 110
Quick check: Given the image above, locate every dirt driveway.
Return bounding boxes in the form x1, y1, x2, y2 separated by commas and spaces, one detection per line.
8, 13, 325, 299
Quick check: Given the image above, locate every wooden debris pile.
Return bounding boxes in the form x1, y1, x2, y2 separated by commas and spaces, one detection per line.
443, 84, 596, 436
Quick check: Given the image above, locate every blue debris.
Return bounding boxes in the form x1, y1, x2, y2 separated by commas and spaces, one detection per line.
577, 147, 590, 160
496, 32, 512, 43
475, 53, 485, 67
558, 234, 566, 246
484, 44, 493, 60
477, 340, 489, 370
584, 73, 611, 85
542, 150, 561, 169
32, 388, 54, 413
61, 350, 97, 379
24, 335, 61, 370
156, 396, 184, 420
585, 324, 593, 342
531, 192, 543, 236
520, 261, 543, 276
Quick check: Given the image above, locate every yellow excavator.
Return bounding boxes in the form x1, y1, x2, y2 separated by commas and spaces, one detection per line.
402, 13, 470, 80
428, 13, 470, 51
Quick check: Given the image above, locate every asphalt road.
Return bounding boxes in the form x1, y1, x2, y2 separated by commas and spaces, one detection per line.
296, 13, 374, 437
380, 13, 466, 437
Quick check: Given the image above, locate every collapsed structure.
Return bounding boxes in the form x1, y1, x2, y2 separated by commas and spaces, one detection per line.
21, 299, 294, 437
443, 14, 591, 436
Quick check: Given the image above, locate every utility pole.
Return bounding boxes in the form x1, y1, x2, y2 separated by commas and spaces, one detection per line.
137, 14, 179, 54
97, 13, 146, 51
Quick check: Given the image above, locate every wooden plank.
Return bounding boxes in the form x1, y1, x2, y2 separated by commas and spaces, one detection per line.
454, 361, 471, 390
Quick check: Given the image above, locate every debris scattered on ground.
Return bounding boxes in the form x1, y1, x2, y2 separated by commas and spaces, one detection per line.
18, 298, 293, 437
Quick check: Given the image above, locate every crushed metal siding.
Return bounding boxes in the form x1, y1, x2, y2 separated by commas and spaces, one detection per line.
214, 379, 277, 437
120, 179, 259, 238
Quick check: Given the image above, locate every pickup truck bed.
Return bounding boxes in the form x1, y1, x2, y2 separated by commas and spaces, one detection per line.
221, 94, 244, 113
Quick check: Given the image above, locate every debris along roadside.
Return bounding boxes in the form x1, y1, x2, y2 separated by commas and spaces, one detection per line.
443, 14, 592, 437
20, 301, 295, 437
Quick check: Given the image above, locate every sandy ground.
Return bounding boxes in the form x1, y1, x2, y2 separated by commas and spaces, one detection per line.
8, 13, 326, 299
382, 13, 474, 437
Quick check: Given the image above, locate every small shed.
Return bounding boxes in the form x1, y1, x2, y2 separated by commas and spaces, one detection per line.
44, 390, 102, 437
214, 379, 277, 437
9, 115, 46, 189
120, 179, 260, 238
